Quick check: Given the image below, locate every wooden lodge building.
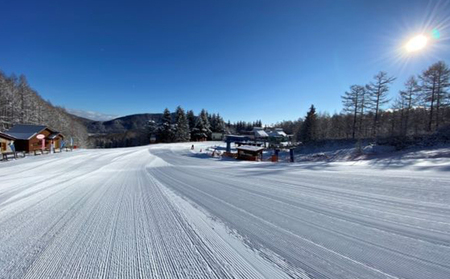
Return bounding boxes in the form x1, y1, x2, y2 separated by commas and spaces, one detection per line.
5, 125, 64, 153
236, 145, 264, 161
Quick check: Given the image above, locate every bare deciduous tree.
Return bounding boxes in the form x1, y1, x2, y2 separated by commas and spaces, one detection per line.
366, 71, 396, 140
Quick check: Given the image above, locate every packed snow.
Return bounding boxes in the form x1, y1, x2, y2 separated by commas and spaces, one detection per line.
1, 142, 450, 279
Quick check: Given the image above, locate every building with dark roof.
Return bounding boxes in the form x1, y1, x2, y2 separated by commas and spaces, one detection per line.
6, 124, 64, 153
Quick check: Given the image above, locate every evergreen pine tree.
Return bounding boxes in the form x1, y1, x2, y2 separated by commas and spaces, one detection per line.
192, 109, 211, 140
210, 113, 218, 132
158, 108, 174, 142
186, 110, 196, 138
174, 106, 190, 142
215, 113, 226, 133
298, 105, 317, 144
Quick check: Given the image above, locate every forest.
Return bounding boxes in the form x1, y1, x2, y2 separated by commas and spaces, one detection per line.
0, 72, 89, 146
274, 60, 450, 148
1, 60, 449, 149
90, 108, 229, 148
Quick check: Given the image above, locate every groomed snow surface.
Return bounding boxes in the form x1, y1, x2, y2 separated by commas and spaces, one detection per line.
1, 142, 449, 279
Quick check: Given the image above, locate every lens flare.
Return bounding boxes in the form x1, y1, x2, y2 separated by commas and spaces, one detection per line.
405, 34, 428, 52
432, 28, 441, 39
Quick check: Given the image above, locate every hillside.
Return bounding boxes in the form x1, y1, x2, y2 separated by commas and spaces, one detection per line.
68, 113, 174, 148
84, 113, 165, 134
0, 72, 89, 147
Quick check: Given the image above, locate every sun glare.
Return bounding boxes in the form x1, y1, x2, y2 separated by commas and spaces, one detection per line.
405, 34, 429, 52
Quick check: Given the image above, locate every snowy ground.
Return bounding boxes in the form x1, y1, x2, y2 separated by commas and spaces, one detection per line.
1, 142, 450, 279
289, 142, 450, 163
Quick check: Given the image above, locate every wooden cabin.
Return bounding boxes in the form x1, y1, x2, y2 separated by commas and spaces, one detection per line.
0, 132, 16, 154
236, 145, 264, 161
6, 125, 64, 153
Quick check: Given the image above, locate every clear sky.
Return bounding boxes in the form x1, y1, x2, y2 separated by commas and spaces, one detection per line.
1, 0, 449, 124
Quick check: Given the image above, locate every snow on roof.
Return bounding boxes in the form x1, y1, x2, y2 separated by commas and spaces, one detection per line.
6, 125, 51, 140
237, 145, 265, 152
268, 129, 287, 137
254, 129, 268, 138
48, 132, 63, 139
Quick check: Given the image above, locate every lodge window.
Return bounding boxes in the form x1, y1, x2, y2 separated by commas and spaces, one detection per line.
1, 142, 6, 152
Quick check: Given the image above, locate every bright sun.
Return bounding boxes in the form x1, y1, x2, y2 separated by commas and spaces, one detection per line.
405, 34, 429, 52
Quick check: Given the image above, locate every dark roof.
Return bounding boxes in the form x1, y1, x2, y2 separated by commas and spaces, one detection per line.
0, 132, 16, 140
225, 135, 250, 142
6, 125, 52, 140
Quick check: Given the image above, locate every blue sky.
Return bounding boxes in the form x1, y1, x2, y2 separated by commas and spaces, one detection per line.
1, 0, 449, 123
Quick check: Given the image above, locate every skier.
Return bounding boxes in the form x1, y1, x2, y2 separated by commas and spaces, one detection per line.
191, 144, 194, 150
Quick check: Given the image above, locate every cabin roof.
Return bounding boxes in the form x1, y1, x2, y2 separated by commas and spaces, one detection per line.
6, 124, 54, 140
254, 129, 268, 138
268, 129, 287, 137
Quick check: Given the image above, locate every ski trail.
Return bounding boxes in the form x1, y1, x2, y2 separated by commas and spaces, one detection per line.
0, 146, 301, 279
1, 142, 449, 279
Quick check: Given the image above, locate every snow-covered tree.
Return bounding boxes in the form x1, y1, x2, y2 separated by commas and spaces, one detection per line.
192, 109, 211, 140
209, 113, 226, 133
174, 106, 190, 142
186, 110, 196, 136
157, 108, 175, 143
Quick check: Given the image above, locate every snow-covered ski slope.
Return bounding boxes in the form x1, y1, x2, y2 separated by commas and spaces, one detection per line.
1, 142, 449, 279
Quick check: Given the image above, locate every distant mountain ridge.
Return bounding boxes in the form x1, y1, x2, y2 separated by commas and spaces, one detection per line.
65, 112, 175, 148
73, 113, 168, 134
65, 108, 119, 122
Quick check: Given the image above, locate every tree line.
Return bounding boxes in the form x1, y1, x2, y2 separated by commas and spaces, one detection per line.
148, 107, 228, 143
292, 61, 450, 146
1, 60, 449, 149
0, 71, 89, 146
229, 120, 263, 134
